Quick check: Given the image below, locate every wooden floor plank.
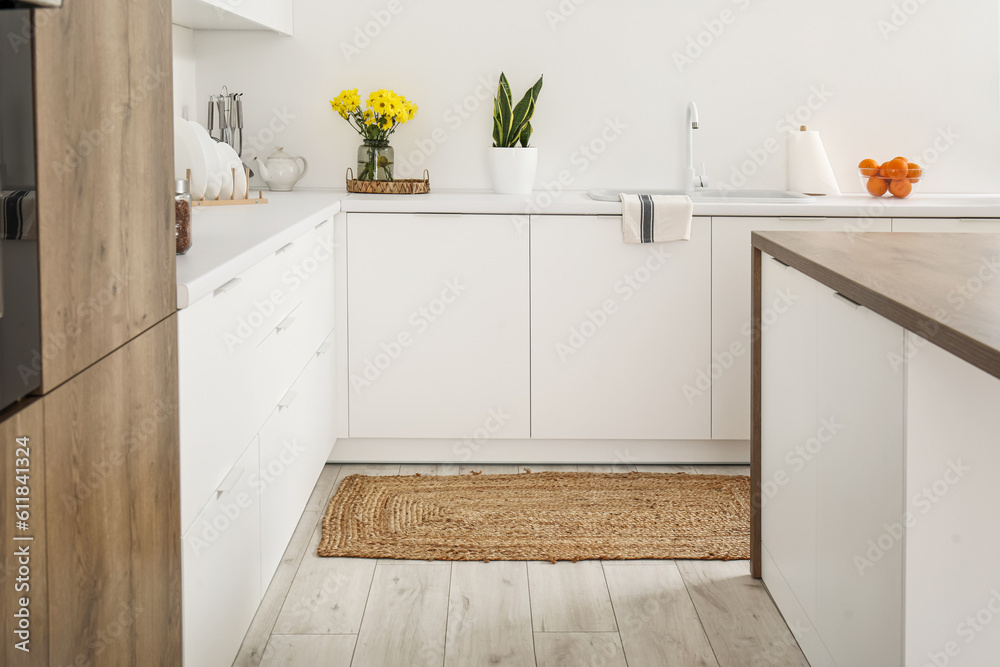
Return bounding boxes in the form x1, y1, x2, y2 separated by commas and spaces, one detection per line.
527, 560, 617, 632
458, 464, 520, 475
445, 561, 534, 667
635, 464, 701, 474
694, 465, 751, 476
603, 561, 719, 666
234, 509, 321, 666
352, 562, 451, 667
399, 463, 462, 476
258, 635, 357, 666
533, 632, 628, 667
676, 560, 808, 667
524, 464, 579, 472
305, 464, 342, 512
271, 526, 377, 635
583, 464, 637, 473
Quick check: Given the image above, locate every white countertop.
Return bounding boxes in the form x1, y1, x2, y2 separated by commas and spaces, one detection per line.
176, 189, 1000, 309
175, 191, 342, 308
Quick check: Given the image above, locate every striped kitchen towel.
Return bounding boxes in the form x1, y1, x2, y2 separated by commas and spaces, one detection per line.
619, 193, 692, 244
1, 190, 37, 240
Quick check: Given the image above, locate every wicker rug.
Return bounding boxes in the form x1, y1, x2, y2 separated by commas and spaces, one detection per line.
318, 471, 749, 562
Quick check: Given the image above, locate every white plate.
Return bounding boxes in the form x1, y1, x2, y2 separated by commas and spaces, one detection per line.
216, 141, 248, 200
188, 120, 223, 201
214, 142, 235, 201
174, 117, 207, 201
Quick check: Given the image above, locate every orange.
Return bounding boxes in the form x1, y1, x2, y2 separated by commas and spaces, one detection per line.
893, 156, 909, 163
858, 158, 879, 177
867, 177, 889, 197
907, 162, 923, 179
889, 178, 912, 198
882, 158, 909, 179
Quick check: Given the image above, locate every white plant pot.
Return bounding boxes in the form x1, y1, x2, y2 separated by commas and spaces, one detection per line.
489, 147, 538, 195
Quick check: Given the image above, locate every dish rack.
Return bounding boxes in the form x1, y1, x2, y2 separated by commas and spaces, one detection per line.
187, 167, 268, 207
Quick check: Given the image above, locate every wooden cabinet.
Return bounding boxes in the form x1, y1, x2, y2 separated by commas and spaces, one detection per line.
43, 316, 182, 667
712, 216, 890, 440
33, 0, 176, 392
347, 213, 530, 439
530, 215, 711, 439
892, 217, 1000, 233
1, 400, 46, 667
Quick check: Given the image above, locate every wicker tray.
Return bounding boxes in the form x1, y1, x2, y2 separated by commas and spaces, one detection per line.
346, 168, 430, 195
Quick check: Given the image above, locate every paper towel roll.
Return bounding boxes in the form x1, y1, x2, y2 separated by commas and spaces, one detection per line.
787, 128, 841, 196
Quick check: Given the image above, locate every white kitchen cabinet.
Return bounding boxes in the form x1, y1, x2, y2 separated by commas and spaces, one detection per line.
814, 283, 904, 667
173, 0, 293, 34
259, 330, 336, 588
347, 213, 530, 439
182, 438, 262, 667
712, 216, 891, 441
530, 215, 711, 439
892, 217, 1000, 233
760, 256, 820, 623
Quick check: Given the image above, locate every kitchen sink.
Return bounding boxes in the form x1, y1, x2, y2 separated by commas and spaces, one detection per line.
587, 188, 814, 202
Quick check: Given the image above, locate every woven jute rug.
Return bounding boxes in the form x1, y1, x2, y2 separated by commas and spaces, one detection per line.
318, 471, 749, 562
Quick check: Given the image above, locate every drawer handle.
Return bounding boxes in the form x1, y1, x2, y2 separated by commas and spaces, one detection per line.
833, 292, 862, 309
316, 340, 333, 356
213, 277, 243, 297
216, 466, 246, 497
315, 219, 331, 230
770, 257, 790, 269
278, 390, 298, 410
778, 217, 828, 222
275, 316, 296, 333
276, 242, 296, 255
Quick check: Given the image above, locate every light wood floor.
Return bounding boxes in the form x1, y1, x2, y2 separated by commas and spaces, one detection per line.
233, 464, 809, 667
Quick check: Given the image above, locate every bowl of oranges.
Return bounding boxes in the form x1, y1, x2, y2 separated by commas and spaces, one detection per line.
858, 157, 923, 198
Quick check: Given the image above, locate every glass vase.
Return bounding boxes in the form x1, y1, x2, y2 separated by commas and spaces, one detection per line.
357, 139, 394, 181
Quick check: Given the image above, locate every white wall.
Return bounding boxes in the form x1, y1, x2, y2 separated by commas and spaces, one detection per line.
172, 25, 198, 120
186, 0, 1000, 193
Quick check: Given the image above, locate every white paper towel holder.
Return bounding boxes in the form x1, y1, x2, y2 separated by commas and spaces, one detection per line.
787, 125, 841, 196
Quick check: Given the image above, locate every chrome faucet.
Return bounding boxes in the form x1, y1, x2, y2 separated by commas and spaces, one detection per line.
685, 102, 706, 192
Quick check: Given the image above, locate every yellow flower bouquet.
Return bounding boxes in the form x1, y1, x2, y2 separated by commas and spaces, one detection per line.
330, 88, 418, 181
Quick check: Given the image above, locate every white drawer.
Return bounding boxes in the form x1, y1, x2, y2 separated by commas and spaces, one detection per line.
182, 438, 262, 667
179, 220, 335, 531
258, 330, 336, 589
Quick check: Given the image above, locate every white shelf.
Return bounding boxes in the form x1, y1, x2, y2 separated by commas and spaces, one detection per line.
173, 0, 293, 35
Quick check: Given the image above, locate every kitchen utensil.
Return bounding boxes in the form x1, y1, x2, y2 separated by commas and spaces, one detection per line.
188, 120, 223, 201
216, 141, 247, 200
174, 116, 208, 200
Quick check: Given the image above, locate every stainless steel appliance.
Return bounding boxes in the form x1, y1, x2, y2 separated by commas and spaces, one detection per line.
0, 7, 43, 410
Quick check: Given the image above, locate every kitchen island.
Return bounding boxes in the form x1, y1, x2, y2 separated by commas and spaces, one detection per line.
751, 231, 1000, 667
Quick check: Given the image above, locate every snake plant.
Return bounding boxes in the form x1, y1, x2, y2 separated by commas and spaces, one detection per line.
492, 73, 543, 148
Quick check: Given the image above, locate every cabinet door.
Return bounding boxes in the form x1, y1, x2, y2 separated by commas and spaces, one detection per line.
44, 316, 181, 666
712, 217, 891, 440
815, 284, 904, 667
892, 217, 1000, 233
531, 215, 711, 440
259, 330, 336, 589
760, 255, 820, 623
1, 400, 46, 667
347, 214, 529, 439
34, 0, 175, 391
182, 438, 261, 667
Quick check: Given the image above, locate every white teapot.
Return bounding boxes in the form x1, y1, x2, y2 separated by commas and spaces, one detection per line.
255, 147, 308, 191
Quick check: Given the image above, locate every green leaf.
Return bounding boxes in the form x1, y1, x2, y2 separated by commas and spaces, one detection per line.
519, 121, 532, 147
496, 73, 513, 147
